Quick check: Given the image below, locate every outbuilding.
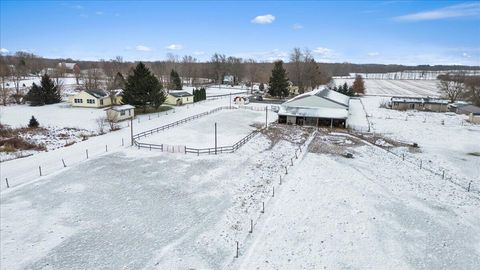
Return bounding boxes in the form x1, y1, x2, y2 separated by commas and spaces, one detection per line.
166, 91, 194, 106
278, 88, 350, 128
106, 105, 135, 122
390, 97, 448, 112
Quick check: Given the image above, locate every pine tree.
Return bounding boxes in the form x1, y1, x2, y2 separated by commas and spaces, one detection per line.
169, 69, 182, 90
28, 115, 39, 128
352, 75, 365, 95
268, 61, 289, 98
42, 74, 61, 104
123, 62, 166, 112
25, 83, 45, 106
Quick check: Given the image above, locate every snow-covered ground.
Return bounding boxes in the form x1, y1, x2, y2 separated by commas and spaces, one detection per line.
236, 134, 480, 269
333, 79, 441, 97
361, 96, 480, 191
346, 98, 370, 131
138, 109, 274, 148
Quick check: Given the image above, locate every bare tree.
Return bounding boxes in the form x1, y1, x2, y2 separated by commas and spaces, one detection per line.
437, 73, 465, 102
464, 76, 480, 106
82, 68, 104, 90
0, 57, 12, 105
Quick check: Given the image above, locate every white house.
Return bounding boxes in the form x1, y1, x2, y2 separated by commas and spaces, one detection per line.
278, 88, 350, 127
68, 89, 123, 108
106, 105, 135, 122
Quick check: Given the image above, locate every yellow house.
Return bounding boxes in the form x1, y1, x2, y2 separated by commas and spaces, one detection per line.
69, 89, 123, 108
165, 91, 194, 106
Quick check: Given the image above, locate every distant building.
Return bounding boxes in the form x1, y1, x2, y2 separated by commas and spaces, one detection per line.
223, 75, 235, 85
233, 96, 249, 105
390, 97, 448, 112
278, 88, 350, 127
165, 91, 194, 106
68, 89, 123, 108
106, 105, 135, 122
455, 104, 480, 116
58, 62, 80, 74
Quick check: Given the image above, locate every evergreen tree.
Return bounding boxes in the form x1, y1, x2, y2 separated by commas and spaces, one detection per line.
25, 83, 45, 106
41, 74, 61, 104
352, 75, 365, 95
123, 62, 166, 112
28, 116, 39, 128
268, 61, 290, 98
169, 69, 182, 90
259, 83, 265, 92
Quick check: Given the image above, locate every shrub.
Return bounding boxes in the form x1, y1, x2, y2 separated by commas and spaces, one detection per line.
28, 116, 40, 128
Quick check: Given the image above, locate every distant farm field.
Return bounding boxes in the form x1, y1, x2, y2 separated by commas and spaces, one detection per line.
333, 79, 441, 97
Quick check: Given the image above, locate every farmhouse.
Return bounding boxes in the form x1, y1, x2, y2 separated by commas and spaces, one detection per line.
58, 62, 80, 73
69, 89, 123, 108
165, 91, 194, 106
390, 97, 448, 112
106, 105, 135, 122
278, 88, 350, 127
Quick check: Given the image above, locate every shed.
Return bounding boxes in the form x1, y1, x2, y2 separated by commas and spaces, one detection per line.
106, 105, 135, 122
166, 91, 194, 106
278, 88, 350, 127
390, 97, 448, 112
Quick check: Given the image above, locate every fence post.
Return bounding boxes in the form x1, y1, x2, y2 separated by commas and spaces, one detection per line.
442, 170, 445, 179
122, 138, 124, 146
235, 241, 239, 258
249, 219, 253, 233
290, 157, 293, 166
39, 166, 42, 176
402, 153, 405, 161
272, 186, 275, 197
105, 145, 108, 152
86, 149, 89, 159
285, 166, 288, 175
468, 181, 472, 192
5, 178, 9, 188
279, 175, 282, 185
62, 158, 66, 167
420, 160, 422, 169
261, 202, 265, 213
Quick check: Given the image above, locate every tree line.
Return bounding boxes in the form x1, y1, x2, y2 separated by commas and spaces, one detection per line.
437, 73, 480, 106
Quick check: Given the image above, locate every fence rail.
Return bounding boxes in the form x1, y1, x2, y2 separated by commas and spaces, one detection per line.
185, 130, 260, 155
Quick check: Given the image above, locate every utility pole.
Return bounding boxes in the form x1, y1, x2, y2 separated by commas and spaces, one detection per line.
229, 92, 231, 109
215, 122, 217, 155
265, 106, 268, 128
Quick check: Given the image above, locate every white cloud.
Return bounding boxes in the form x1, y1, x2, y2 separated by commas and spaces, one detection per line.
0, 48, 9, 54
251, 14, 275, 24
368, 52, 380, 56
96, 11, 104, 15
135, 45, 151, 52
462, 52, 471, 58
292, 23, 303, 30
166, 44, 183, 50
193, 51, 205, 55
233, 49, 288, 62
313, 47, 333, 56
72, 5, 83, 10
394, 3, 480, 21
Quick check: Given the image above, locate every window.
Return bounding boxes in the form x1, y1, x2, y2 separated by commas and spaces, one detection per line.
87, 99, 95, 104
74, 98, 83, 103
100, 99, 104, 105
120, 110, 125, 116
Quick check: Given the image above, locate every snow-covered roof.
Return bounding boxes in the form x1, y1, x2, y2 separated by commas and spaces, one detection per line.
458, 105, 480, 114
169, 91, 193, 97
391, 97, 448, 105
108, 105, 135, 112
285, 88, 350, 108
85, 89, 108, 98
58, 62, 77, 69
278, 106, 348, 119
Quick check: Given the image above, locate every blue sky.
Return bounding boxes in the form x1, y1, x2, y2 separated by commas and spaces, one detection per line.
1, 0, 479, 65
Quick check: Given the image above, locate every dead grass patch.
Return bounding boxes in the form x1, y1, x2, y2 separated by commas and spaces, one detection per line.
259, 123, 315, 148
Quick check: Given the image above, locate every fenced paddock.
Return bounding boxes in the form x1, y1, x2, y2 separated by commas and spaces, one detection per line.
133, 106, 276, 154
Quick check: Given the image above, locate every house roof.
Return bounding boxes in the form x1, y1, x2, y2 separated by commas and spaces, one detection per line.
391, 97, 448, 105
169, 91, 193, 97
458, 105, 480, 114
108, 105, 135, 111
85, 89, 108, 98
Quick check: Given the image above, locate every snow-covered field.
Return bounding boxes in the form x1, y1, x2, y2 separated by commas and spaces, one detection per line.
333, 79, 441, 97
138, 109, 274, 148
1, 83, 480, 269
